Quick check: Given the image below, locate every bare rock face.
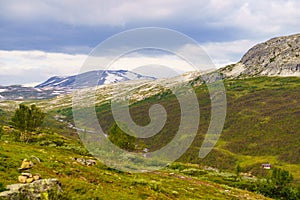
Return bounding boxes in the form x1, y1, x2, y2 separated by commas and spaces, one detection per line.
0, 179, 62, 200
220, 33, 300, 78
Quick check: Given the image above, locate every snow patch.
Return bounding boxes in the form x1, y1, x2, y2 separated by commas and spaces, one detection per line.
53, 79, 69, 86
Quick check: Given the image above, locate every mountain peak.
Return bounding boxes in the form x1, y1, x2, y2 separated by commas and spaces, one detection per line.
220, 33, 300, 78
35, 70, 155, 89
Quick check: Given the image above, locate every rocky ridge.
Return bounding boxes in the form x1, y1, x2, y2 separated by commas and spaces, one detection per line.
220, 33, 300, 78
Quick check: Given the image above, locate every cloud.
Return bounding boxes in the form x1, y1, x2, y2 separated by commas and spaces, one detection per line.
1, 0, 299, 84
0, 49, 199, 85
1, 0, 300, 37
0, 37, 259, 85
0, 0, 176, 26
214, 1, 300, 35
108, 53, 195, 74
201, 39, 259, 67
0, 50, 87, 85
175, 39, 258, 68
1, 0, 299, 55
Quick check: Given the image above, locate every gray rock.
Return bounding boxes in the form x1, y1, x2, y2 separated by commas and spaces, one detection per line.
73, 157, 96, 166
86, 159, 96, 166
0, 179, 62, 200
220, 33, 300, 78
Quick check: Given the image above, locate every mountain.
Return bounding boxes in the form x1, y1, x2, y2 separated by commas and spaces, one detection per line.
35, 70, 155, 89
220, 33, 300, 78
0, 85, 64, 100
0, 70, 155, 100
2, 33, 299, 101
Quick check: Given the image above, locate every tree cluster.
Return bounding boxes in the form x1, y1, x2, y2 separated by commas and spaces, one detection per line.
11, 104, 45, 132
108, 123, 136, 151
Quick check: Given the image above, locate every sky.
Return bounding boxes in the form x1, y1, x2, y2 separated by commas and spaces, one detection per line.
0, 0, 300, 85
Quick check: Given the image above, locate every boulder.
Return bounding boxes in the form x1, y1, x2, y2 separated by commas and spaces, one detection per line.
25, 178, 34, 183
19, 159, 33, 170
17, 176, 27, 184
86, 159, 96, 166
0, 179, 62, 200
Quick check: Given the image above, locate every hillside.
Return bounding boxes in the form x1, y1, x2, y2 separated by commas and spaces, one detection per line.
1, 76, 299, 199
220, 33, 300, 78
43, 76, 300, 178
0, 126, 270, 199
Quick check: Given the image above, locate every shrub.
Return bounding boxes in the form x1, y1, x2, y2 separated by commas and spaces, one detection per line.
0, 182, 7, 192
271, 167, 293, 188
11, 104, 46, 132
168, 163, 186, 171
11, 129, 21, 142
108, 123, 136, 151
181, 168, 208, 176
0, 126, 3, 140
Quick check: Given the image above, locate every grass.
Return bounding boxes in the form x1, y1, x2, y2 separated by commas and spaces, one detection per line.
0, 129, 269, 199
2, 76, 298, 178
1, 76, 300, 198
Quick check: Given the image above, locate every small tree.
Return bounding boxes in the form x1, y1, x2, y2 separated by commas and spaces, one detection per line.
11, 104, 45, 132
235, 163, 242, 180
108, 123, 136, 151
271, 167, 294, 188
0, 126, 3, 140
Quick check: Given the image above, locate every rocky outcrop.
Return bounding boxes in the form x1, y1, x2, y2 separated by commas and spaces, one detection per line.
0, 179, 62, 200
220, 33, 300, 78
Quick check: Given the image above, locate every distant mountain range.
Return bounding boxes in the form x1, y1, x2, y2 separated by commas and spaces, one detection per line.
0, 33, 299, 100
35, 70, 155, 89
0, 70, 155, 100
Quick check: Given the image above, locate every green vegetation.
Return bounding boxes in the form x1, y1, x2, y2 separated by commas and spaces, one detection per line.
269, 56, 276, 63
235, 163, 241, 180
0, 127, 269, 199
237, 167, 298, 199
0, 126, 3, 140
11, 104, 45, 132
9, 104, 46, 143
1, 76, 300, 198
74, 76, 300, 175
45, 76, 300, 176
108, 123, 136, 151
0, 182, 6, 192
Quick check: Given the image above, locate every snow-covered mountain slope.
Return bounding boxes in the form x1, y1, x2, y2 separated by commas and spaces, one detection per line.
0, 70, 155, 100
35, 70, 155, 89
31, 71, 205, 111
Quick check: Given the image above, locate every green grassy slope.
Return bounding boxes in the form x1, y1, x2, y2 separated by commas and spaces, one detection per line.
1, 76, 300, 198
0, 128, 269, 199
53, 76, 300, 180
